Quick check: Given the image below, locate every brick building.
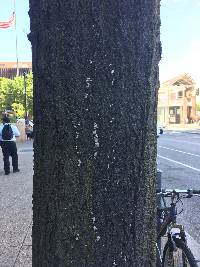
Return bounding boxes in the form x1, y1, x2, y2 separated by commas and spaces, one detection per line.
0, 62, 32, 79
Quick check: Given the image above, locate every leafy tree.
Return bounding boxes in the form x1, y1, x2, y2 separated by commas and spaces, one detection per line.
0, 77, 13, 111
0, 73, 33, 118
11, 103, 25, 118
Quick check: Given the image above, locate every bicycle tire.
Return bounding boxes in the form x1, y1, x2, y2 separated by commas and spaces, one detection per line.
162, 238, 198, 267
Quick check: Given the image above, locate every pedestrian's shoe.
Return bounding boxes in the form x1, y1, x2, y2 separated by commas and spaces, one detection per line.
5, 172, 10, 175
13, 169, 20, 173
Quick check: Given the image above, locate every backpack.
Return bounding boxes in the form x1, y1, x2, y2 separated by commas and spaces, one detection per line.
2, 124, 13, 140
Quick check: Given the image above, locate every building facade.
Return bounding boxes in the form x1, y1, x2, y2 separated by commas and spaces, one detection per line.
0, 62, 32, 79
158, 74, 197, 125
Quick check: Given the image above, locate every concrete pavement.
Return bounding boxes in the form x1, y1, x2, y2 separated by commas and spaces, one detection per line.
0, 140, 33, 267
165, 124, 200, 135
167, 128, 200, 135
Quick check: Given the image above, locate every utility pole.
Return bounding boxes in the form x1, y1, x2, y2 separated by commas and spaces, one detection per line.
13, 0, 19, 76
23, 72, 27, 120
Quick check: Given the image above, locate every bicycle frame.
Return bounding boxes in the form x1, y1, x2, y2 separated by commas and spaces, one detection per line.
157, 192, 187, 258
156, 188, 200, 266
157, 193, 176, 238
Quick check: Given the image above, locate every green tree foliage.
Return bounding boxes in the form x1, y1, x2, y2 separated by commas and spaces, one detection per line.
0, 73, 33, 118
196, 103, 200, 112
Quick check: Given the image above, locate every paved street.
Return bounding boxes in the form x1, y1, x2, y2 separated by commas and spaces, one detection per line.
0, 141, 33, 267
158, 130, 200, 263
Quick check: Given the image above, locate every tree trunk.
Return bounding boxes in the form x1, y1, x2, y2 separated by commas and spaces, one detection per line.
29, 1, 161, 266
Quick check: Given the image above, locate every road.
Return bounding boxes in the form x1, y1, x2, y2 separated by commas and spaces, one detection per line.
157, 130, 200, 259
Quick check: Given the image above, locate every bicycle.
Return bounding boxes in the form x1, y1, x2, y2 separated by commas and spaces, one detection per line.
156, 188, 200, 267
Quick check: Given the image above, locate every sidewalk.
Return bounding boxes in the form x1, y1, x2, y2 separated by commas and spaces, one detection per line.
0, 140, 33, 267
165, 124, 200, 134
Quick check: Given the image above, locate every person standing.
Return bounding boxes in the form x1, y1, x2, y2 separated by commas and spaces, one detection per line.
0, 116, 20, 175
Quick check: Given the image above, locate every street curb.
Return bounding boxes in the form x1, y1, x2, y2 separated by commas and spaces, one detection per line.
165, 130, 200, 135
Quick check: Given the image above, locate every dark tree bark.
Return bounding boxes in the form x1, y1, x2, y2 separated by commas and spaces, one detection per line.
29, 1, 161, 266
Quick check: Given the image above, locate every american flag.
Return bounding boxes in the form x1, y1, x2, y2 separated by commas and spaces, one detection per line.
0, 12, 15, 29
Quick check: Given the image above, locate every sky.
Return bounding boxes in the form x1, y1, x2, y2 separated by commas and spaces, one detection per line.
160, 0, 200, 86
0, 0, 200, 86
0, 0, 31, 62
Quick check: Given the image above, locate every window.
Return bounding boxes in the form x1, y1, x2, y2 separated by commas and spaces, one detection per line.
177, 91, 183, 98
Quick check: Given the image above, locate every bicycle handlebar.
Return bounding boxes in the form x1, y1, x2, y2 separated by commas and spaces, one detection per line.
192, 190, 200, 194
156, 188, 200, 195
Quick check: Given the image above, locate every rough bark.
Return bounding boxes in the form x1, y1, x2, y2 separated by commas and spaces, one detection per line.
29, 1, 161, 266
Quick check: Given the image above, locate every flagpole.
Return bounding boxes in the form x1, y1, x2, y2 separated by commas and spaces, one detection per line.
13, 0, 19, 76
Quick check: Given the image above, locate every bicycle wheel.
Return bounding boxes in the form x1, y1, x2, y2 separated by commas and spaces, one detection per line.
162, 238, 197, 267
